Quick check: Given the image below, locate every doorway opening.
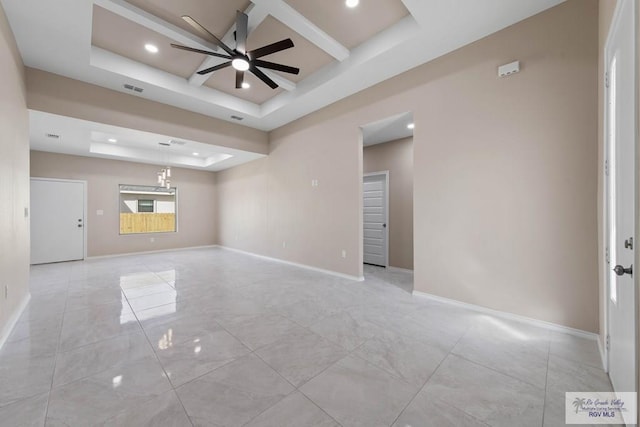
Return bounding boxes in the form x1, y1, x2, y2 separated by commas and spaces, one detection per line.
360, 112, 414, 293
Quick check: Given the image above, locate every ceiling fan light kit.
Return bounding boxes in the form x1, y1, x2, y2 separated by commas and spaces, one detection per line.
170, 11, 300, 89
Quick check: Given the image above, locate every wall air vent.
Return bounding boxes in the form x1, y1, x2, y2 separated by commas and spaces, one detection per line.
45, 133, 60, 139
230, 115, 244, 121
124, 84, 144, 93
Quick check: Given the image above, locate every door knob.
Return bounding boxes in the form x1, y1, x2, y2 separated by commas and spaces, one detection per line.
613, 264, 633, 276
382, 223, 387, 228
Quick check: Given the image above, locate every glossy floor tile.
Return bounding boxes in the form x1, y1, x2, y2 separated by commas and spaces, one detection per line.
0, 247, 612, 426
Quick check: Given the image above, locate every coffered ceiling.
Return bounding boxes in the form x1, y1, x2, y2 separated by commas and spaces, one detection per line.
2, 0, 565, 132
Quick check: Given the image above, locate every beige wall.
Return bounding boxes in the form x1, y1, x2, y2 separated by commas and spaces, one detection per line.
31, 151, 217, 257
0, 3, 30, 341
218, 0, 599, 331
363, 138, 414, 270
25, 68, 269, 155
216, 128, 363, 277
597, 0, 617, 363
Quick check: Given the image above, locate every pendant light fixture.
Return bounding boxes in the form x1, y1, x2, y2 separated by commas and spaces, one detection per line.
158, 166, 171, 189
157, 142, 173, 190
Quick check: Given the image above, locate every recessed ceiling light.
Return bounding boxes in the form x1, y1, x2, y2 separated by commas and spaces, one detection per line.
144, 43, 159, 54
232, 58, 250, 71
108, 138, 117, 143
241, 82, 250, 89
407, 123, 415, 129
346, 0, 359, 8
192, 152, 200, 156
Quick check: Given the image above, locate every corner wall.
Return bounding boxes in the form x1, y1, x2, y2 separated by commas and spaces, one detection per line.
363, 137, 414, 270
30, 151, 217, 257
0, 3, 29, 341
217, 0, 599, 331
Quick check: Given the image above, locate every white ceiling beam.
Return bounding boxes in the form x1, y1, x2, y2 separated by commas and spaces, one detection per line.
251, 0, 349, 61
90, 46, 261, 117
94, 0, 220, 52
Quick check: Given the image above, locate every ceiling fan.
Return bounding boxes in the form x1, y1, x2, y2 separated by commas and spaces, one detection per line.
170, 11, 300, 90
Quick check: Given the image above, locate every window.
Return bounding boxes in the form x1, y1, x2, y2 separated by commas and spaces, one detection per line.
119, 184, 177, 234
137, 199, 154, 213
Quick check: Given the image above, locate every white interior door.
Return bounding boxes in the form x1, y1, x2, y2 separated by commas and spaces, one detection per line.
606, 0, 637, 410
30, 178, 85, 264
363, 172, 388, 267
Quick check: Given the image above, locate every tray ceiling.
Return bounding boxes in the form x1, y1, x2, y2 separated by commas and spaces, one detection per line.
2, 0, 566, 132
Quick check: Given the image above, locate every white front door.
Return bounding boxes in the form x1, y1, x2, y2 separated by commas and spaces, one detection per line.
30, 178, 85, 264
606, 0, 637, 410
363, 172, 388, 267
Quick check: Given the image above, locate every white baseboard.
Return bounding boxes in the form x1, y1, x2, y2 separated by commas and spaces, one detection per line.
217, 245, 364, 282
597, 336, 608, 372
0, 293, 31, 351
413, 290, 598, 341
387, 266, 414, 273
85, 245, 218, 260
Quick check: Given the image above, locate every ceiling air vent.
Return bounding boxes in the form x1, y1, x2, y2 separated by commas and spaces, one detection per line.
45, 133, 60, 139
230, 115, 244, 121
169, 140, 187, 146
123, 83, 144, 93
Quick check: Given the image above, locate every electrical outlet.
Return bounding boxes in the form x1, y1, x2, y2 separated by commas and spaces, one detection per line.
24, 207, 29, 218
282, 241, 286, 249
4, 285, 7, 300
150, 237, 155, 243
341, 250, 347, 259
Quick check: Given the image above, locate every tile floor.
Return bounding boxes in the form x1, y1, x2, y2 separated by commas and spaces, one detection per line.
0, 248, 611, 426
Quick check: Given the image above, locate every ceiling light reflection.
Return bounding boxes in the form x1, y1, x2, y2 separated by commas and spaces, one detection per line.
112, 375, 123, 388
158, 328, 173, 350
145, 43, 159, 53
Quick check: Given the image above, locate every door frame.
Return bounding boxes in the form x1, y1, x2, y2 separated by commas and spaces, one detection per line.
363, 171, 389, 267
602, 0, 638, 380
30, 177, 88, 262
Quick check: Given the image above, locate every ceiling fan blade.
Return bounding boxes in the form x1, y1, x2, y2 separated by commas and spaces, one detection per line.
235, 11, 248, 55
250, 65, 278, 89
235, 70, 245, 89
182, 15, 235, 56
247, 38, 294, 59
253, 59, 300, 75
170, 44, 231, 60
197, 61, 232, 75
